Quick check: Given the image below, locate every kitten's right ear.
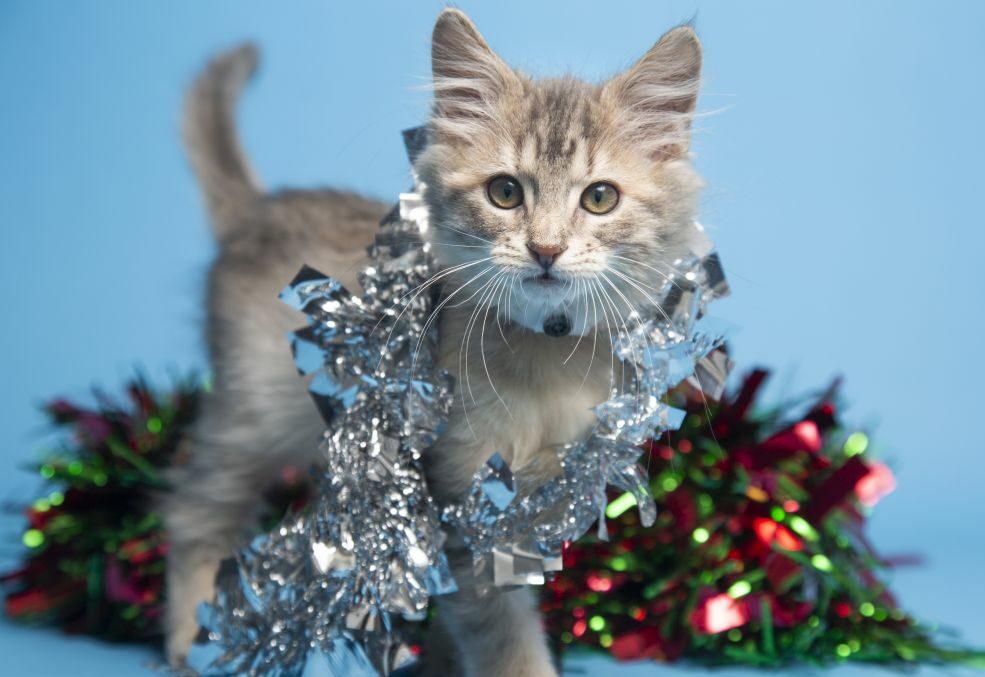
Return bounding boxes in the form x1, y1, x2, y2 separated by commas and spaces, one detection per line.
430, 9, 518, 138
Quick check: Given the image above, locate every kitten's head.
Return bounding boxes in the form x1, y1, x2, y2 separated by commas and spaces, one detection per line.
415, 9, 704, 337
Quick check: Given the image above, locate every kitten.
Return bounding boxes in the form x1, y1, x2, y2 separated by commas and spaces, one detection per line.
164, 9, 703, 677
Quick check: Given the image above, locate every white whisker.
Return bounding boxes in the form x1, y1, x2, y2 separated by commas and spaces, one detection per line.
432, 223, 493, 244
596, 274, 644, 412
495, 273, 514, 353
410, 264, 495, 379
455, 273, 503, 441
460, 271, 504, 405
589, 279, 617, 394
610, 254, 682, 291
419, 241, 491, 249
562, 278, 588, 365
599, 271, 666, 425
374, 256, 493, 371
576, 278, 601, 394
479, 274, 514, 420
605, 266, 674, 327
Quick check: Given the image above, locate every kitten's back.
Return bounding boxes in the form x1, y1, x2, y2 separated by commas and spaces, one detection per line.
185, 44, 385, 467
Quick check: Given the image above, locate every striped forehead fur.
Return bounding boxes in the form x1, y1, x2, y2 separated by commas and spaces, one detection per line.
428, 11, 701, 158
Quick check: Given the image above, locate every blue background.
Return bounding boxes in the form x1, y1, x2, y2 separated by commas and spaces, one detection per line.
1, 1, 982, 675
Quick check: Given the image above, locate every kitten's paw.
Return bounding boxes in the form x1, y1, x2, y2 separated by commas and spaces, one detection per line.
475, 656, 558, 677
165, 620, 198, 667
519, 664, 559, 677
485, 667, 558, 677
165, 548, 222, 666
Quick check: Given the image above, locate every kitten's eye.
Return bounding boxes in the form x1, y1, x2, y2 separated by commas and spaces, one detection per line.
487, 175, 524, 209
580, 182, 619, 215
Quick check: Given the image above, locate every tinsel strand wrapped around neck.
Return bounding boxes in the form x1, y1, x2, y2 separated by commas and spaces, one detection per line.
440, 249, 731, 593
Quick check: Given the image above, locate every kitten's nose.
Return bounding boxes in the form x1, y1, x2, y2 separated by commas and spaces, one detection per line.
527, 243, 566, 270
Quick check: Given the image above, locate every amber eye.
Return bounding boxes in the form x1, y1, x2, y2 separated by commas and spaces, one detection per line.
487, 175, 524, 209
580, 182, 619, 214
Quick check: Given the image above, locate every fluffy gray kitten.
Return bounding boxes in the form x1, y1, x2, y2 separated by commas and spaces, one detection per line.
164, 9, 703, 677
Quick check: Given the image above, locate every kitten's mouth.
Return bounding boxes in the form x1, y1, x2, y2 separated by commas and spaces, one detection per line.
523, 272, 563, 287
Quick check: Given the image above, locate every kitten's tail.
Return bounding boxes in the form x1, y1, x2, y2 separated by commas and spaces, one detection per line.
184, 43, 262, 239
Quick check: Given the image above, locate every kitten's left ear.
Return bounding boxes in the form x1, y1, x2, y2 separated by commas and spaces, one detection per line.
604, 26, 702, 159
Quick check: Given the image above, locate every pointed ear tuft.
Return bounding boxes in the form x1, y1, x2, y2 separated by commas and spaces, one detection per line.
605, 26, 703, 159
430, 9, 518, 140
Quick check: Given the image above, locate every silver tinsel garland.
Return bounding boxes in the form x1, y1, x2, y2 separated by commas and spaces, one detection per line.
186, 128, 730, 676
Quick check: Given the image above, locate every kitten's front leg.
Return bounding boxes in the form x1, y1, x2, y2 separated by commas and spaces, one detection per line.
422, 448, 560, 677
426, 545, 558, 677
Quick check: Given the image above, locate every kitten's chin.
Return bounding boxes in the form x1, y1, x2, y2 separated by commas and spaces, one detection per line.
508, 291, 594, 337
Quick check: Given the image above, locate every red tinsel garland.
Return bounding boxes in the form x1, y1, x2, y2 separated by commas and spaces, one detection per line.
542, 368, 974, 666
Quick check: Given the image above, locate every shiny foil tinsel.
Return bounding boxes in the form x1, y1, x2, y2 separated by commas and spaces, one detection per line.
440, 231, 731, 592
186, 128, 730, 675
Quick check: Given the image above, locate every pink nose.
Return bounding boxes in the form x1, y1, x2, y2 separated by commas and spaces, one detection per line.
527, 243, 566, 270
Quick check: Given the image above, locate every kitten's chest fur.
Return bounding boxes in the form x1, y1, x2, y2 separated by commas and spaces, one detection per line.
426, 305, 613, 501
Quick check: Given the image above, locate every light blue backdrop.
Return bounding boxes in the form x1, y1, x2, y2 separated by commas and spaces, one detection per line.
1, 1, 982, 675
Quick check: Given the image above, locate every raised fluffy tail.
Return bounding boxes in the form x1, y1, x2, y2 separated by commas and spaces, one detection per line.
184, 43, 262, 239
